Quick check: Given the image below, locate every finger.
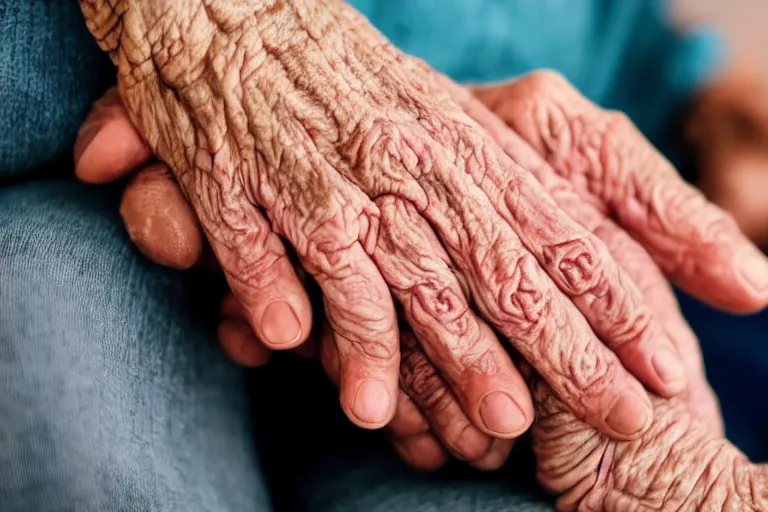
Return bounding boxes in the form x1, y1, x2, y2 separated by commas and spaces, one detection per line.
320, 324, 447, 470
218, 293, 270, 365
199, 192, 313, 353
455, 85, 724, 434
390, 432, 449, 472
591, 223, 724, 435
218, 318, 272, 367
375, 197, 533, 439
75, 87, 152, 183
120, 163, 204, 269
387, 394, 449, 472
470, 438, 515, 472
359, 83, 655, 440
274, 195, 400, 429
300, 242, 399, 430
475, 71, 768, 313
399, 331, 495, 462
221, 289, 319, 361
314, 249, 400, 429
439, 75, 687, 399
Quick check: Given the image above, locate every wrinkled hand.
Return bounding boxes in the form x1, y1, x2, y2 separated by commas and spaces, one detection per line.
529, 371, 767, 511
79, 0, 767, 444
75, 87, 517, 471
456, 75, 726, 434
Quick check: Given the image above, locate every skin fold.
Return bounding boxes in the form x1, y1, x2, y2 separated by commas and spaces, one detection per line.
76, 0, 768, 497
529, 373, 768, 511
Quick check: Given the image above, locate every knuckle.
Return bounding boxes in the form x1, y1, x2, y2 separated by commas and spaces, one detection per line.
347, 332, 399, 363
541, 237, 609, 297
562, 343, 619, 399
228, 232, 287, 289
347, 117, 424, 184
411, 281, 471, 326
521, 69, 571, 95
458, 348, 501, 377
604, 110, 632, 131
610, 308, 654, 350
491, 254, 552, 338
303, 201, 381, 273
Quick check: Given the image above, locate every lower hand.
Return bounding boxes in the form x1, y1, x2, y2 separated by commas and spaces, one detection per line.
529, 372, 761, 511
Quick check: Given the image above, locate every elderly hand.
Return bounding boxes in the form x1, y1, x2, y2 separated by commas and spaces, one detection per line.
529, 372, 766, 511
78, 0, 765, 444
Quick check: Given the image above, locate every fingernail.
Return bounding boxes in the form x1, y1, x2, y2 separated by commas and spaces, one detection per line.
74, 118, 101, 166
261, 301, 301, 346
652, 347, 687, 392
479, 392, 527, 435
739, 247, 768, 293
352, 379, 391, 424
604, 390, 652, 438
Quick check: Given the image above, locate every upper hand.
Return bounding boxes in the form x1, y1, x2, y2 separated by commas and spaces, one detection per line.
78, 0, 765, 443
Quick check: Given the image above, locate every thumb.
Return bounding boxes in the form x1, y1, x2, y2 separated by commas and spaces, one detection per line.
75, 87, 152, 183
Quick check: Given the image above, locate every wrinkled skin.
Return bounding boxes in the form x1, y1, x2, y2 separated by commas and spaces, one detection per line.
74, 78, 731, 475
531, 376, 768, 511
78, 0, 768, 482
76, 155, 768, 510
78, 0, 768, 443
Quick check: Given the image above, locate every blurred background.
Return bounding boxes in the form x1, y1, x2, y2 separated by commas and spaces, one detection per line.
674, 0, 768, 83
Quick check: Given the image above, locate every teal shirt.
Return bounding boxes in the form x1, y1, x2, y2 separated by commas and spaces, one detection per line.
350, 0, 725, 161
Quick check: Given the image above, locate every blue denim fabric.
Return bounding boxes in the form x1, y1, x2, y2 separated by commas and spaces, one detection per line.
0, 180, 271, 511
0, 0, 761, 510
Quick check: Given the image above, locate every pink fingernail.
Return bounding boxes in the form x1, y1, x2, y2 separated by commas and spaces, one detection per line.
74, 118, 101, 166
261, 301, 301, 346
479, 392, 527, 435
652, 347, 687, 392
738, 247, 768, 293
604, 390, 652, 438
352, 379, 391, 424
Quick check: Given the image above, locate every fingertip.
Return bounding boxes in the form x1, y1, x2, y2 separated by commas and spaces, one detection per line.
680, 243, 768, 313
229, 262, 313, 352
477, 391, 531, 439
75, 114, 152, 184
258, 299, 306, 349
733, 245, 768, 310
392, 433, 448, 472
120, 164, 203, 269
218, 319, 272, 367
601, 386, 653, 441
650, 346, 688, 397
344, 378, 396, 429
470, 438, 515, 472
